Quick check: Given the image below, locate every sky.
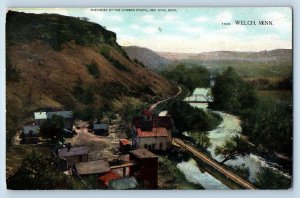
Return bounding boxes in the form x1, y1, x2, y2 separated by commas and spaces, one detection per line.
11, 7, 292, 53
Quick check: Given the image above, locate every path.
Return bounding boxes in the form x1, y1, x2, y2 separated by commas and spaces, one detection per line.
149, 86, 182, 111
173, 138, 256, 189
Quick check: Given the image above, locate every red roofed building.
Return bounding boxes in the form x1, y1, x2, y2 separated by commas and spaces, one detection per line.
132, 110, 173, 151
98, 171, 121, 188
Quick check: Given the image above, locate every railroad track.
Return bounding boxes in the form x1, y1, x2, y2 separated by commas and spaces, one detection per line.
172, 138, 256, 190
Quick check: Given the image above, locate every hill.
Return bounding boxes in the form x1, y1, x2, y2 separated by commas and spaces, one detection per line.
6, 11, 177, 143
123, 46, 172, 70
158, 49, 292, 78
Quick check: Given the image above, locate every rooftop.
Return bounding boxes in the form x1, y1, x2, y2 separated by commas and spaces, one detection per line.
98, 171, 121, 186
93, 123, 109, 130
23, 125, 40, 135
58, 146, 89, 158
133, 115, 172, 130
130, 148, 157, 159
119, 139, 131, 145
136, 127, 168, 138
34, 111, 73, 120
108, 177, 137, 190
75, 160, 110, 175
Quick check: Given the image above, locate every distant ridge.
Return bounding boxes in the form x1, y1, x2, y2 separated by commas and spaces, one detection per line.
123, 46, 172, 70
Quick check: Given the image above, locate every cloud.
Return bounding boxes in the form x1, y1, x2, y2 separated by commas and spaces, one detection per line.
215, 11, 232, 23
118, 31, 291, 53
193, 16, 209, 23
264, 12, 292, 32
163, 14, 179, 22
141, 15, 156, 23
130, 24, 158, 34
179, 25, 204, 34
111, 15, 122, 22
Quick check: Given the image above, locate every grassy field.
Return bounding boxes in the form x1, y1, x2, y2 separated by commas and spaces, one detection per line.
258, 90, 292, 103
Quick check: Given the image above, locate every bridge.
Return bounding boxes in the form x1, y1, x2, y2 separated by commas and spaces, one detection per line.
172, 138, 256, 189
185, 94, 212, 103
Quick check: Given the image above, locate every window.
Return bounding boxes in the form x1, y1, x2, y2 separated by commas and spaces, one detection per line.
144, 144, 148, 149
159, 143, 163, 150
152, 144, 155, 150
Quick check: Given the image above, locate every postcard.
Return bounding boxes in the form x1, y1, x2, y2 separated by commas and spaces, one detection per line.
6, 7, 292, 190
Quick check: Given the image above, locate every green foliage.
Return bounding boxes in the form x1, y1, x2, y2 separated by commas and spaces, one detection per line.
160, 64, 210, 92
189, 132, 211, 149
73, 79, 94, 104
6, 11, 117, 50
158, 156, 204, 189
40, 115, 66, 141
99, 45, 130, 72
7, 153, 86, 190
85, 62, 100, 79
255, 167, 291, 189
168, 100, 222, 132
211, 67, 292, 157
241, 98, 292, 156
215, 135, 251, 164
210, 67, 258, 114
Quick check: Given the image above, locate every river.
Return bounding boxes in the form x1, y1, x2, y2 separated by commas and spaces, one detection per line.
177, 88, 291, 188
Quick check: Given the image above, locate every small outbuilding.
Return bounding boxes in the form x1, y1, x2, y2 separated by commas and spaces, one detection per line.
75, 159, 110, 176
93, 123, 109, 136
21, 125, 40, 144
129, 148, 158, 189
58, 146, 89, 168
119, 139, 132, 152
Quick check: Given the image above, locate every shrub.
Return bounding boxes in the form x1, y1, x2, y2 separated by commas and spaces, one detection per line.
85, 62, 100, 79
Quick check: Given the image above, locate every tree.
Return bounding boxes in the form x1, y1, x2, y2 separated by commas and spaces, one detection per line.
168, 100, 221, 132
255, 167, 291, 189
215, 135, 251, 164
7, 153, 86, 190
210, 67, 258, 114
40, 115, 65, 141
189, 132, 211, 149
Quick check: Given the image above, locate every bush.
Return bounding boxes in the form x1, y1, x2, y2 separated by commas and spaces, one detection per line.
255, 167, 291, 189
85, 62, 100, 79
73, 79, 94, 104
168, 100, 222, 132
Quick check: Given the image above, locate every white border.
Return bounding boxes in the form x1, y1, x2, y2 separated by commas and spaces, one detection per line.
0, 0, 298, 198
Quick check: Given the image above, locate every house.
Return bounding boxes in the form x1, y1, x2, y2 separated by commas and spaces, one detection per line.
93, 123, 109, 136
34, 111, 74, 130
132, 110, 173, 151
58, 145, 89, 168
21, 125, 40, 144
129, 148, 158, 189
75, 159, 110, 176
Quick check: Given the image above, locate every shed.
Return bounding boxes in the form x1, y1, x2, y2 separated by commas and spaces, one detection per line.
119, 139, 131, 152
75, 160, 110, 176
98, 171, 121, 187
93, 123, 109, 136
58, 146, 89, 168
129, 148, 158, 189
22, 125, 40, 144
108, 177, 138, 190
